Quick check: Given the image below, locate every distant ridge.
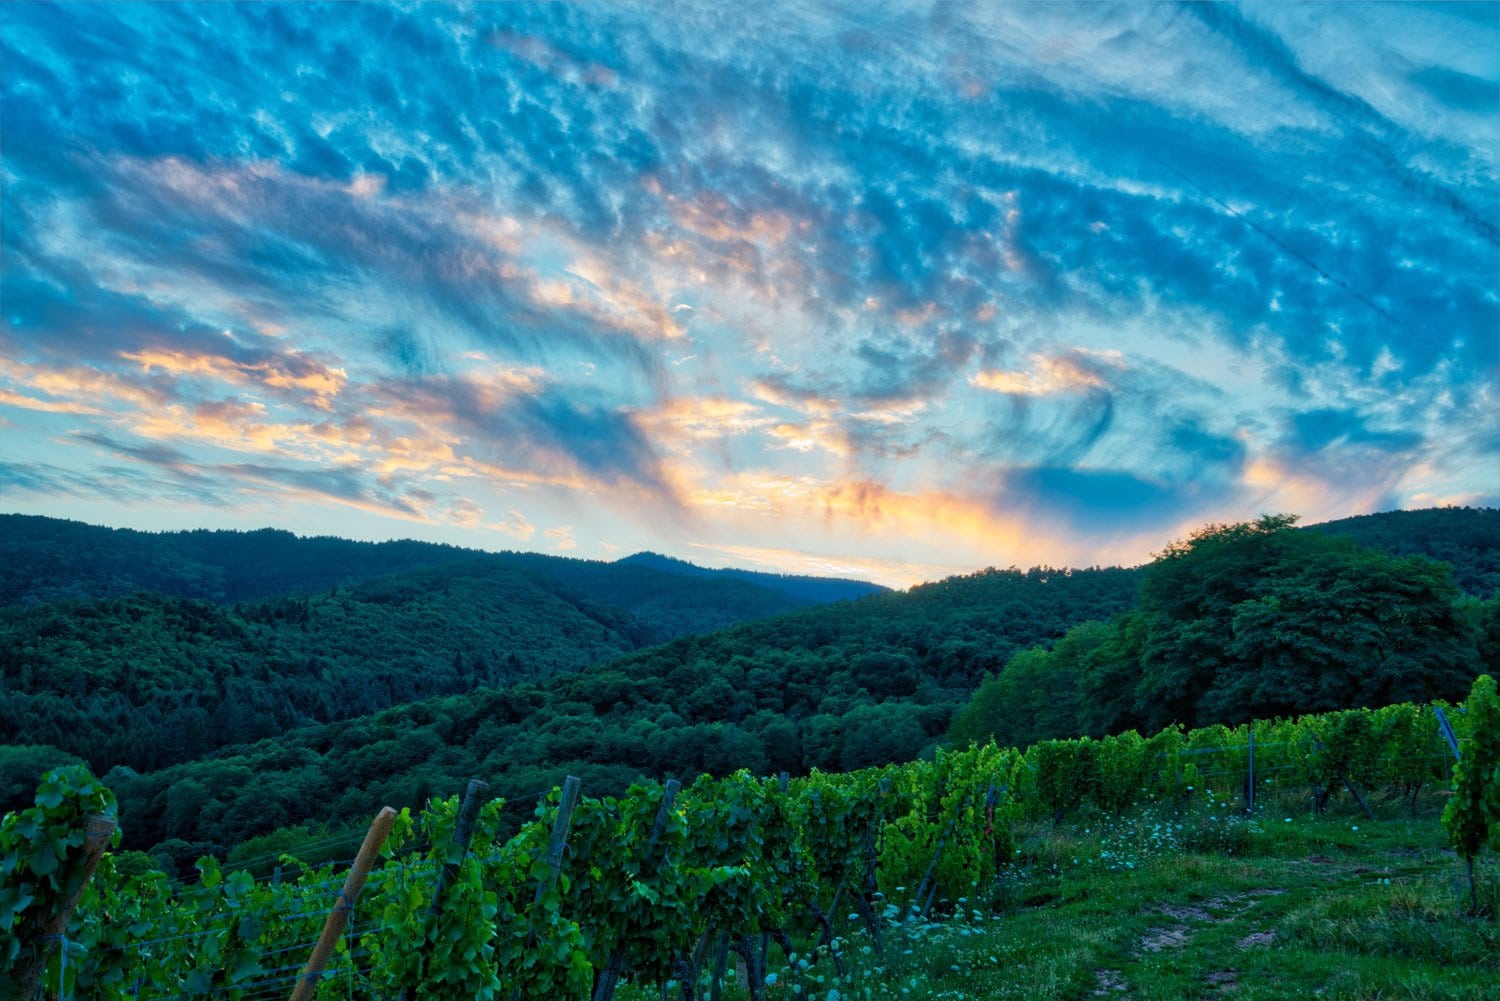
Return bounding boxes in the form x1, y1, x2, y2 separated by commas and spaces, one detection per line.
616, 551, 888, 603
0, 515, 883, 782
0, 515, 483, 606
0, 514, 879, 609
1305, 506, 1500, 597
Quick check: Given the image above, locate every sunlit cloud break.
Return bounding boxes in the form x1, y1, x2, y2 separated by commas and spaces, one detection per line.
2, 1, 1496, 586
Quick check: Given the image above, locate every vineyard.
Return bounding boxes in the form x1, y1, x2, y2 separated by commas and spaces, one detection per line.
4, 677, 1497, 1001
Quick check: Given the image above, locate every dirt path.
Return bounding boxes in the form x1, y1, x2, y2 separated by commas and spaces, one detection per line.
1091, 888, 1288, 997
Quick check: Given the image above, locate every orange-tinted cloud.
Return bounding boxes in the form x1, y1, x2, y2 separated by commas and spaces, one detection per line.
765, 420, 852, 457
970, 350, 1121, 396
633, 396, 773, 451
0, 388, 103, 415
123, 348, 347, 410
0, 359, 170, 410
544, 525, 577, 550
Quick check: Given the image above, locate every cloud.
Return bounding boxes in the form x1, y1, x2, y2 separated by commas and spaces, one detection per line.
493, 509, 536, 542
970, 350, 1119, 397
374, 373, 675, 499
544, 526, 577, 551
447, 497, 485, 528
0, 457, 226, 507
2, 1, 1494, 579
1283, 406, 1424, 458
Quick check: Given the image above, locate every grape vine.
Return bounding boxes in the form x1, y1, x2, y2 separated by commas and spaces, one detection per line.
3, 689, 1492, 999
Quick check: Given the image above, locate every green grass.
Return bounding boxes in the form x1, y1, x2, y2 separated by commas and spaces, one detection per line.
626, 789, 1498, 1000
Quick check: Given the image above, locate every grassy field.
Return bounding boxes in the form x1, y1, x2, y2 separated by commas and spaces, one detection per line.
632, 789, 1498, 1000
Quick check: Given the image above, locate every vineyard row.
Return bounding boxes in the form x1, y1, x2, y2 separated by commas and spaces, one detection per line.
4, 677, 1497, 1001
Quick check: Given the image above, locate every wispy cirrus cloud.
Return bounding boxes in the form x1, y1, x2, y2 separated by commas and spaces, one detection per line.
2, 1, 1495, 585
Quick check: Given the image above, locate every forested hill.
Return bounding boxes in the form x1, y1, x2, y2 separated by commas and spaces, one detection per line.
0, 515, 881, 611
1307, 507, 1500, 597
0, 517, 885, 782
0, 552, 865, 773
0, 516, 484, 606
950, 512, 1499, 753
81, 564, 1145, 853
615, 551, 886, 603
3, 507, 1487, 610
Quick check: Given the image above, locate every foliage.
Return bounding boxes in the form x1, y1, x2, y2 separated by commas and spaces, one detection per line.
86, 563, 1136, 852
0, 559, 835, 789
1442, 674, 1500, 912
2, 691, 1491, 998
7, 508, 1495, 865
1308, 506, 1500, 598
952, 513, 1487, 749
0, 765, 120, 991
1133, 515, 1477, 731
0, 746, 85, 812
0, 513, 880, 610
948, 620, 1112, 748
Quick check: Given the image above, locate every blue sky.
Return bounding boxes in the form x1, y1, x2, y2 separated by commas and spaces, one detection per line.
2, 1, 1496, 586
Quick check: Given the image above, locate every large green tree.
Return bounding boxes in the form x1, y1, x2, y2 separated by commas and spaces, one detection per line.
954, 514, 1486, 748
949, 619, 1112, 748
1128, 515, 1478, 730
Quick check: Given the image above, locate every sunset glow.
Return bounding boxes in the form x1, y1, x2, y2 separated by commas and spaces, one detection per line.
2, 2, 1496, 586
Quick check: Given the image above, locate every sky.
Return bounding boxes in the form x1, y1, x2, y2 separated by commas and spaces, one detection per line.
1, 1, 1497, 588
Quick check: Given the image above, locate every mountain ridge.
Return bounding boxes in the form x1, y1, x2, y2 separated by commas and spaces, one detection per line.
615, 550, 887, 603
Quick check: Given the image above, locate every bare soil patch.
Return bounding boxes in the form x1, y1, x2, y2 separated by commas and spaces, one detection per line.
1138, 923, 1192, 952
1092, 968, 1128, 995
1237, 929, 1277, 948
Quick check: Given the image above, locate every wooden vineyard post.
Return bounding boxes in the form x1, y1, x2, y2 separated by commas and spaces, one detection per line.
643, 779, 681, 856
1311, 738, 1376, 822
16, 813, 116, 1001
1341, 767, 1377, 821
290, 806, 398, 1001
535, 775, 583, 907
397, 778, 489, 1001
1434, 706, 1462, 761
592, 779, 681, 1001
910, 789, 976, 920
507, 776, 582, 1001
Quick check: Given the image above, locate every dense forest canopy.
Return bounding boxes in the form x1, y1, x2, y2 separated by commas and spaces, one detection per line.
1, 506, 1495, 867
23, 564, 1143, 856
0, 553, 878, 772
951, 513, 1498, 748
1306, 507, 1500, 598
0, 514, 884, 607
615, 551, 886, 603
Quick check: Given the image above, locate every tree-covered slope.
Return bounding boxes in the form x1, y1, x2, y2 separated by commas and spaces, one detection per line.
0, 516, 823, 630
95, 564, 1142, 851
0, 519, 845, 774
6, 506, 1495, 858
614, 551, 887, 603
0, 516, 484, 606
951, 514, 1497, 751
0, 558, 658, 772
480, 551, 822, 637
0, 556, 852, 775
1308, 506, 1500, 597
